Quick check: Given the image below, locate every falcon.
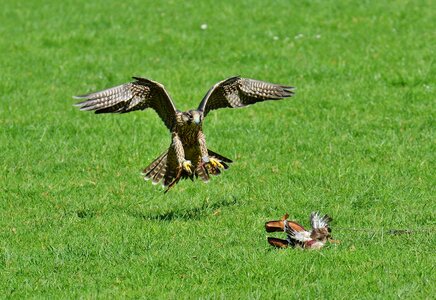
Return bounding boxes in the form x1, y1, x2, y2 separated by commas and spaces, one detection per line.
74, 76, 294, 192
265, 212, 337, 249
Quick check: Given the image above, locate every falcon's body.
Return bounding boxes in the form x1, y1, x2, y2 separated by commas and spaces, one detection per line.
142, 109, 232, 189
75, 76, 294, 192
265, 212, 334, 249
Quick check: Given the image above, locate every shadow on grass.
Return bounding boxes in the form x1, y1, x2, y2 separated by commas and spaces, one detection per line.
129, 196, 239, 221
76, 208, 95, 219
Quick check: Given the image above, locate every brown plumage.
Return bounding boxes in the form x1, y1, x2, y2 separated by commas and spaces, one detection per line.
265, 212, 335, 249
74, 76, 295, 192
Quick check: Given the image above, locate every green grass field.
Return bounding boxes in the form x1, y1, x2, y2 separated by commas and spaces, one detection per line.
1, 0, 435, 298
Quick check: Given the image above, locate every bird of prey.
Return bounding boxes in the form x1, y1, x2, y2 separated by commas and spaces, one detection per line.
74, 76, 294, 192
265, 212, 336, 249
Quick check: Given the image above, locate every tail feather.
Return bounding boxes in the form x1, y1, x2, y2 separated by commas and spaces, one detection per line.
147, 162, 162, 183
154, 163, 167, 184
196, 164, 210, 182
220, 162, 230, 169
143, 151, 167, 178
208, 149, 232, 165
163, 165, 180, 187
151, 162, 167, 185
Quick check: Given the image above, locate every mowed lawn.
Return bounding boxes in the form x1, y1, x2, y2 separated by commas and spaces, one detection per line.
1, 0, 434, 298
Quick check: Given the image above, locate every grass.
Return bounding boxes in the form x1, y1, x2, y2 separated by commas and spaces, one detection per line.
1, 0, 435, 298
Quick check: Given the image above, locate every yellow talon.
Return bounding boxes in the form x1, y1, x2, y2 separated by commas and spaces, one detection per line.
182, 160, 193, 174
209, 158, 224, 169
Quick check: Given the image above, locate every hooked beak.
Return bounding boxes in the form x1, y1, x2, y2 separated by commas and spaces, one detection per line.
193, 114, 201, 125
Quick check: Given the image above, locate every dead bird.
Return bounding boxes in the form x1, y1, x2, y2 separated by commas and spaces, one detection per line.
265, 212, 338, 249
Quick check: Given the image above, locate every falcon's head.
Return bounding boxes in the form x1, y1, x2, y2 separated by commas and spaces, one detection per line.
181, 110, 203, 126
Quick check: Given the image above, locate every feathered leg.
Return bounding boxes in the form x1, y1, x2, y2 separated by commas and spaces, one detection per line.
162, 133, 193, 190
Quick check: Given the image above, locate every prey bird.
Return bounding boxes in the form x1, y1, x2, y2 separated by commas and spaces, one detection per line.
74, 76, 295, 192
265, 212, 336, 249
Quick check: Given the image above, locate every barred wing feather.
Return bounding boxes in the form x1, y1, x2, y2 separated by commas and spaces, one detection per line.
74, 77, 177, 130
197, 77, 295, 117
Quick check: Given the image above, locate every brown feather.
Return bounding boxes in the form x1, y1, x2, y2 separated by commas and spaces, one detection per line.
74, 77, 177, 130
196, 165, 210, 183
143, 151, 168, 176
198, 77, 295, 117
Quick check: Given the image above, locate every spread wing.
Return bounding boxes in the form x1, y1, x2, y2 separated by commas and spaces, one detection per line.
286, 227, 312, 242
74, 77, 178, 130
197, 76, 295, 117
284, 219, 311, 243
310, 212, 332, 229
